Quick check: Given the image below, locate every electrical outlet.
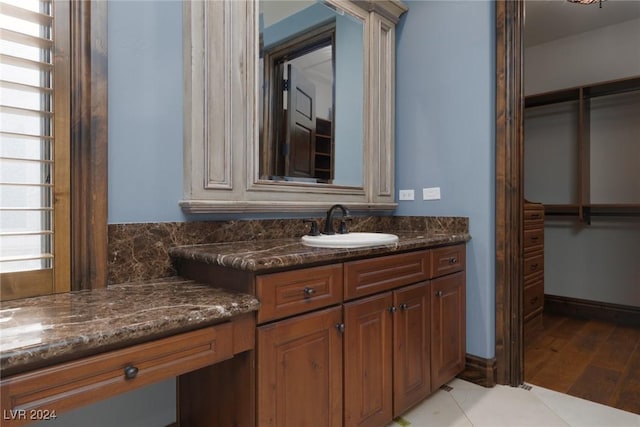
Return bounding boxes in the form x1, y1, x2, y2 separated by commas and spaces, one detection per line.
423, 187, 441, 200
399, 189, 415, 201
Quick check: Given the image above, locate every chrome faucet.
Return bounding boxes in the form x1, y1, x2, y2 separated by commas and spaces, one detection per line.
323, 204, 350, 235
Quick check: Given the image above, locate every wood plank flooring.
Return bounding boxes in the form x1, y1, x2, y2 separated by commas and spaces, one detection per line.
525, 313, 640, 414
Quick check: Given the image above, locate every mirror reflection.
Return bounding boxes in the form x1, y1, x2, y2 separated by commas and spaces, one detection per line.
259, 1, 364, 187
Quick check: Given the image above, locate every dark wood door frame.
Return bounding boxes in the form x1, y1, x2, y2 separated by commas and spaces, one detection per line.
495, 0, 525, 386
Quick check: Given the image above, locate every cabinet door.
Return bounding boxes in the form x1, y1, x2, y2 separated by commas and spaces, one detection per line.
431, 272, 466, 390
393, 282, 431, 415
257, 306, 343, 427
344, 293, 393, 427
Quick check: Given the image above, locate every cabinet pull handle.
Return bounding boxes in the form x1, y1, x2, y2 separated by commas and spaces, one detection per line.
530, 263, 538, 271
531, 213, 540, 219
399, 303, 409, 311
435, 290, 443, 297
530, 296, 538, 305
335, 323, 345, 333
531, 236, 539, 241
303, 287, 315, 297
388, 306, 397, 313
448, 257, 458, 264
124, 365, 139, 380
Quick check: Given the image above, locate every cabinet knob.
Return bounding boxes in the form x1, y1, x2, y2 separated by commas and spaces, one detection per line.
388, 306, 397, 313
124, 365, 139, 380
530, 263, 538, 271
303, 287, 315, 297
335, 323, 345, 333
399, 303, 409, 311
448, 257, 458, 264
530, 296, 539, 305
435, 290, 443, 297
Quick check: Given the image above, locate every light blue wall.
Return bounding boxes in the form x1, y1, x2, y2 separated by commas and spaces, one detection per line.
334, 13, 364, 186
108, 0, 185, 223
395, 0, 495, 359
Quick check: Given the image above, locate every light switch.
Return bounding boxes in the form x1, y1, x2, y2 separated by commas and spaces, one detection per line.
399, 189, 415, 201
423, 187, 441, 200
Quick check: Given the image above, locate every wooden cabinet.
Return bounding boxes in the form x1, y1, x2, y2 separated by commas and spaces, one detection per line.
342, 248, 465, 426
1, 318, 254, 427
256, 264, 343, 323
178, 244, 466, 427
393, 283, 431, 415
344, 293, 394, 427
343, 282, 433, 427
257, 307, 343, 427
431, 272, 466, 390
523, 201, 545, 335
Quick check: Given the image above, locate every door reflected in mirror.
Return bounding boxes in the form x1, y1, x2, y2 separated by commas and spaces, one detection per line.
259, 1, 364, 187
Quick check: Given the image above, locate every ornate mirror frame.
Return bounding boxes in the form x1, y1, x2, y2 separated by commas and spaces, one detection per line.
181, 0, 407, 213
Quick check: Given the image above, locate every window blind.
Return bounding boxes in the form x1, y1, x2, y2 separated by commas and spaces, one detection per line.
0, 0, 55, 275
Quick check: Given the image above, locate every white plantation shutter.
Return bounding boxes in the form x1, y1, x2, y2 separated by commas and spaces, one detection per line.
0, 0, 70, 299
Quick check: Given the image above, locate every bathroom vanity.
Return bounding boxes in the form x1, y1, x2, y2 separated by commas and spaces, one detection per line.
0, 278, 259, 427
171, 232, 468, 426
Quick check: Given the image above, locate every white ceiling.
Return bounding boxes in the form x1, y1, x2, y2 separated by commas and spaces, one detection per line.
524, 0, 640, 47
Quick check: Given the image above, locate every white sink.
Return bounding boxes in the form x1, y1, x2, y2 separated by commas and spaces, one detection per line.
301, 232, 399, 248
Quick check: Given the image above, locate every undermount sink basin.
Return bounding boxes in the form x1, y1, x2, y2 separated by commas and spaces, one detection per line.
301, 232, 399, 249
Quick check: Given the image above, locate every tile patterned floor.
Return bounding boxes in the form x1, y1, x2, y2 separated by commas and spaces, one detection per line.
388, 378, 640, 427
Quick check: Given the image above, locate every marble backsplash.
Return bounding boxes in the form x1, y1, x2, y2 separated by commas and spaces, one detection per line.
108, 216, 468, 285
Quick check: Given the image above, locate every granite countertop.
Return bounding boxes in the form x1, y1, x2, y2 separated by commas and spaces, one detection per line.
168, 231, 471, 272
0, 277, 260, 376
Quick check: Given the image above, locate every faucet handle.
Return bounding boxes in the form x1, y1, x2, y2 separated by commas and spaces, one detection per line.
339, 216, 352, 234
303, 219, 320, 236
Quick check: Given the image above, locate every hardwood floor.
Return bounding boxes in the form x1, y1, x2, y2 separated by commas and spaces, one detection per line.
525, 312, 640, 414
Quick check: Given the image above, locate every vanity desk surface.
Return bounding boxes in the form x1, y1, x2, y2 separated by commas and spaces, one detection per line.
168, 231, 471, 272
0, 277, 260, 376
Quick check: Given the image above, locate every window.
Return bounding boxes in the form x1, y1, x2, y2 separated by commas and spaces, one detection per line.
0, 0, 107, 301
0, 0, 70, 300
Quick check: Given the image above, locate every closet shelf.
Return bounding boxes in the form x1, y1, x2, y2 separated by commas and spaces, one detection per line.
544, 204, 640, 224
525, 76, 640, 108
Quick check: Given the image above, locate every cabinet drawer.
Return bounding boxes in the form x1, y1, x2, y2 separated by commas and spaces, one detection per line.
257, 264, 343, 323
429, 245, 465, 278
344, 251, 429, 300
524, 253, 544, 278
524, 280, 544, 320
524, 208, 544, 229
0, 325, 233, 426
523, 228, 544, 252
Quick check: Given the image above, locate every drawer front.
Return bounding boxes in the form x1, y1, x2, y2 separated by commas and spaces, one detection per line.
0, 325, 233, 426
523, 228, 544, 252
524, 280, 544, 320
257, 264, 343, 323
524, 208, 544, 225
344, 251, 429, 300
524, 253, 544, 278
429, 244, 465, 278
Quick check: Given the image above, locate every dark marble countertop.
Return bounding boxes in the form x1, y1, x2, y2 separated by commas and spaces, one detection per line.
0, 277, 260, 376
169, 231, 471, 272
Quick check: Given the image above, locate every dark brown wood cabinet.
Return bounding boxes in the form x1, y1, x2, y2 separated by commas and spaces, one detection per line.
344, 293, 394, 427
393, 282, 432, 415
431, 271, 466, 390
257, 306, 343, 427
523, 201, 545, 335
176, 243, 466, 427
